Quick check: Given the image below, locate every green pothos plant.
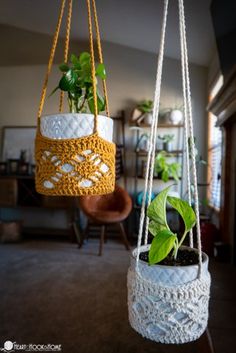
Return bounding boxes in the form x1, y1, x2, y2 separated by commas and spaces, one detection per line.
137, 100, 153, 113
51, 52, 106, 114
155, 151, 181, 182
147, 185, 196, 265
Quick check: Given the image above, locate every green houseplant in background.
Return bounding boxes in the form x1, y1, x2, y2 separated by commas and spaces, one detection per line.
158, 134, 175, 151
137, 100, 153, 114
51, 52, 106, 114
155, 151, 181, 182
137, 100, 153, 125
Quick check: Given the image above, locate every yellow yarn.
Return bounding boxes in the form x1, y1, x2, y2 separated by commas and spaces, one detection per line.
35, 0, 115, 196
35, 131, 116, 196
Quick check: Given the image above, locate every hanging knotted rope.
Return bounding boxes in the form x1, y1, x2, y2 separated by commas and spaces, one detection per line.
59, 0, 73, 113
37, 0, 110, 124
37, 0, 66, 121
136, 0, 203, 275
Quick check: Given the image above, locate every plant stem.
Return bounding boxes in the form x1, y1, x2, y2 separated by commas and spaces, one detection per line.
173, 237, 179, 260
177, 231, 188, 250
78, 93, 87, 113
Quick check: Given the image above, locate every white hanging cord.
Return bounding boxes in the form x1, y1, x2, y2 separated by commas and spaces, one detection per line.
136, 0, 202, 275
136, 0, 169, 265
179, 0, 202, 273
144, 0, 169, 245
178, 0, 193, 247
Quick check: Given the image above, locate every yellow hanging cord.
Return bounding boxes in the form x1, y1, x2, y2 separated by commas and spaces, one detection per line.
59, 0, 73, 113
37, 0, 66, 122
86, 0, 98, 133
91, 0, 110, 117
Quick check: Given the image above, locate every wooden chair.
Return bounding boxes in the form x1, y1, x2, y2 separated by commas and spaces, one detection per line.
79, 185, 132, 255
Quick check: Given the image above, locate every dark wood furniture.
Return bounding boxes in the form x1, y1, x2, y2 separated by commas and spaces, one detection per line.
0, 175, 76, 237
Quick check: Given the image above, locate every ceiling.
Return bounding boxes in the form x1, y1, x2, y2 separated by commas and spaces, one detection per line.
0, 0, 216, 67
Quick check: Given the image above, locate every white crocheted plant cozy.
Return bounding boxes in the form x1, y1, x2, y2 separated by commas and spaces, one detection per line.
127, 246, 211, 344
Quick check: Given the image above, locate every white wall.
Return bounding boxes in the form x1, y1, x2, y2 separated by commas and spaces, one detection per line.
0, 28, 208, 227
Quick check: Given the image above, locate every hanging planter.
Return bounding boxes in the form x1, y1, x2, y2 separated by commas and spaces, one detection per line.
128, 186, 210, 344
35, 0, 115, 196
127, 0, 210, 344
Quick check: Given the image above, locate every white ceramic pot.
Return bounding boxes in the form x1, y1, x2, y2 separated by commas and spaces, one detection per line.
127, 245, 211, 344
143, 112, 153, 125
130, 245, 209, 286
163, 141, 173, 152
40, 113, 113, 142
169, 109, 183, 125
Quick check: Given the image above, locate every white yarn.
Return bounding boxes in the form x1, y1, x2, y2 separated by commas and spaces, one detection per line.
128, 268, 211, 344
178, 0, 202, 270
178, 0, 193, 247
137, 0, 169, 259
136, 0, 202, 270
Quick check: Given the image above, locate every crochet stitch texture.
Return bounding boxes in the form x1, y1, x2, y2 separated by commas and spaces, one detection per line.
35, 131, 115, 196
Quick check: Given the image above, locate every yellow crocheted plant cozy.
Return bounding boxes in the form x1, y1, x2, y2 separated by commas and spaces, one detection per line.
35, 131, 116, 196
35, 0, 115, 196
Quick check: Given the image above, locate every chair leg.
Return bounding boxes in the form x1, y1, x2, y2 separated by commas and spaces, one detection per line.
72, 222, 83, 248
118, 222, 130, 250
104, 225, 108, 243
99, 225, 106, 256
84, 221, 90, 241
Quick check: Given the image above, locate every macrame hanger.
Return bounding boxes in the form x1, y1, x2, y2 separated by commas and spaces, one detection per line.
136, 0, 203, 278
178, 0, 193, 248
38, 0, 109, 133
178, 0, 202, 275
37, 0, 67, 124
143, 0, 169, 245
86, 0, 110, 134
91, 0, 110, 117
136, 0, 169, 269
86, 0, 98, 133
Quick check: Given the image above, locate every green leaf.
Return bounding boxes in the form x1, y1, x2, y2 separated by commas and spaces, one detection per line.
149, 229, 176, 264
147, 185, 173, 226
161, 169, 169, 182
167, 196, 196, 233
170, 163, 180, 181
96, 63, 106, 79
87, 89, 105, 114
97, 91, 105, 112
79, 52, 91, 66
148, 220, 166, 236
87, 92, 95, 114
59, 69, 78, 92
71, 54, 80, 67
59, 63, 70, 72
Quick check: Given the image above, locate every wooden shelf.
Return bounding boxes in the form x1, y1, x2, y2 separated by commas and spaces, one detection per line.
137, 175, 181, 180
134, 204, 177, 211
136, 150, 183, 156
129, 122, 184, 128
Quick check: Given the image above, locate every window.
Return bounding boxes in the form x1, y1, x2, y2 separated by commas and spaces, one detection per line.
207, 75, 223, 210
